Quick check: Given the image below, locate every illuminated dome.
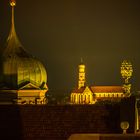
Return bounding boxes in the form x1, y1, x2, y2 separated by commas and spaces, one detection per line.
1, 0, 47, 90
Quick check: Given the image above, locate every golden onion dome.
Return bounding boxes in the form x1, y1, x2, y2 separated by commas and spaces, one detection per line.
1, 0, 47, 89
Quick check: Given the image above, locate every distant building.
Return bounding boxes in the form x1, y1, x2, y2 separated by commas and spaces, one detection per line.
70, 60, 132, 104
0, 0, 48, 104
71, 86, 124, 104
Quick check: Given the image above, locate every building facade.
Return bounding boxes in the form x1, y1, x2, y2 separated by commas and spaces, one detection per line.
70, 61, 127, 104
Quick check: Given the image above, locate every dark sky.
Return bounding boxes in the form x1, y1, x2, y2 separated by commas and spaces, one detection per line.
0, 0, 140, 91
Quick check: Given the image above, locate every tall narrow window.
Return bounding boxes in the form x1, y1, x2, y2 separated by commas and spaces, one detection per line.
88, 95, 90, 103
81, 95, 83, 103
85, 95, 86, 103
79, 95, 80, 103
74, 95, 76, 103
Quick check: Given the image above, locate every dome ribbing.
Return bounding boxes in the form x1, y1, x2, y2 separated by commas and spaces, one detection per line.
2, 0, 47, 90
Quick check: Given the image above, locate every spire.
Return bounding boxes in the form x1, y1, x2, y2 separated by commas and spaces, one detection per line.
4, 0, 30, 57
7, 0, 20, 44
10, 0, 16, 32
80, 57, 84, 64
80, 57, 83, 63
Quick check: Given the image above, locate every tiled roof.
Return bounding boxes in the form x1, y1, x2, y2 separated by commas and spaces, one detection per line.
72, 87, 86, 93
72, 86, 124, 94
90, 86, 124, 93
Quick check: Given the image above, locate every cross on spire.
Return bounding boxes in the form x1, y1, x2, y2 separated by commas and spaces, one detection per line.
80, 57, 83, 64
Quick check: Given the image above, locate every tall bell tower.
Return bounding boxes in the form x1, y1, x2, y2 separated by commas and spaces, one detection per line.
78, 58, 85, 89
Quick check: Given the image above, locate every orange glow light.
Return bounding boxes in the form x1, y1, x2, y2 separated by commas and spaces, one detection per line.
10, 0, 16, 6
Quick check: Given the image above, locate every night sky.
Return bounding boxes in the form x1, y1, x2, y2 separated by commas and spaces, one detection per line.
0, 0, 140, 91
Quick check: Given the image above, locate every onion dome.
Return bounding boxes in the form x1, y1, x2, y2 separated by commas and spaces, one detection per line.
2, 0, 47, 89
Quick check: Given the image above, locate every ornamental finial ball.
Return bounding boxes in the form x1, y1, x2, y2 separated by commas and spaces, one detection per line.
10, 0, 16, 7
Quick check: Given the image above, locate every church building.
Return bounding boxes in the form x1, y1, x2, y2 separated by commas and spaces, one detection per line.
70, 60, 132, 104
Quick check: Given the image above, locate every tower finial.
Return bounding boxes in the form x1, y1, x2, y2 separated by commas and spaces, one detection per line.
7, 0, 17, 41
6, 0, 22, 49
10, 0, 16, 28
10, 0, 16, 7
80, 57, 83, 64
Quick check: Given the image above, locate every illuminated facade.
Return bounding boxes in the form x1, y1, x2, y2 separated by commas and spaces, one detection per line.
71, 87, 94, 104
71, 61, 94, 104
70, 61, 126, 104
0, 0, 48, 104
71, 86, 124, 104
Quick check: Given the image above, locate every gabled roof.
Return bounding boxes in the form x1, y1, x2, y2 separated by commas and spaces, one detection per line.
19, 82, 40, 90
90, 86, 124, 93
72, 86, 124, 94
72, 87, 86, 93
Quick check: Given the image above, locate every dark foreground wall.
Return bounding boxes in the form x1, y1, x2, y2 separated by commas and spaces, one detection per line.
0, 105, 22, 140
0, 105, 121, 140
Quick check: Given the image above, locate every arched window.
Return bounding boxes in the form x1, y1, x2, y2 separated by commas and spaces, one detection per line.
73, 94, 76, 103
88, 95, 90, 103
79, 95, 80, 103
71, 95, 73, 102
81, 95, 83, 103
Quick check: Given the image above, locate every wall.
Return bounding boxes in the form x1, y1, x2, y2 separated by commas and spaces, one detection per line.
0, 104, 121, 140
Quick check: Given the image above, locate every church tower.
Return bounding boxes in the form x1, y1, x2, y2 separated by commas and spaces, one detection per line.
78, 58, 85, 89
